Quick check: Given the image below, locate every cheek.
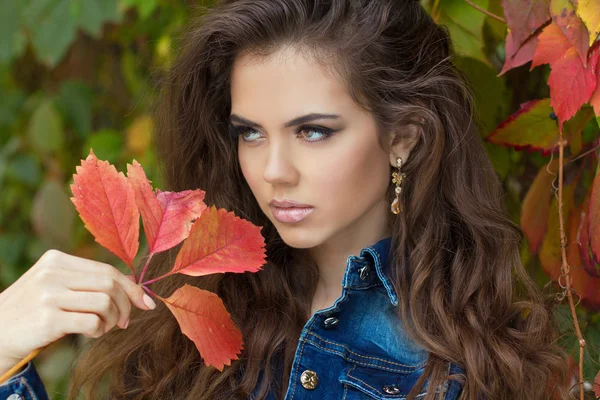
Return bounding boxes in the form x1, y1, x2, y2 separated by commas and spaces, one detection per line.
309, 140, 389, 209
238, 151, 263, 197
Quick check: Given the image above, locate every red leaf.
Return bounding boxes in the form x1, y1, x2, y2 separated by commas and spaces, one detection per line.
70, 149, 139, 270
168, 205, 266, 277
531, 22, 572, 69
501, 0, 551, 50
548, 46, 597, 129
588, 161, 600, 271
589, 43, 600, 116
127, 160, 207, 254
550, 0, 590, 66
160, 284, 243, 371
540, 178, 600, 311
577, 205, 600, 277
499, 28, 539, 76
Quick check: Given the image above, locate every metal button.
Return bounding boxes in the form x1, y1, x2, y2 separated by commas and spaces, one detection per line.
300, 369, 319, 390
383, 384, 401, 394
7, 395, 25, 400
358, 265, 370, 280
323, 316, 339, 329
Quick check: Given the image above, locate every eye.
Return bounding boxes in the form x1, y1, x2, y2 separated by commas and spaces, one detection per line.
295, 125, 337, 143
228, 124, 338, 144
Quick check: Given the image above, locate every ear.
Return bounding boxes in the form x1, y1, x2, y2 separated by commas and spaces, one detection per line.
387, 122, 421, 167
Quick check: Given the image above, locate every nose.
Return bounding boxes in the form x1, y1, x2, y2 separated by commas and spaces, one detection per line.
262, 141, 299, 186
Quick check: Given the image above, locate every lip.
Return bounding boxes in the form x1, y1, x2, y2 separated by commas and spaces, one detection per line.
269, 199, 312, 208
269, 205, 315, 223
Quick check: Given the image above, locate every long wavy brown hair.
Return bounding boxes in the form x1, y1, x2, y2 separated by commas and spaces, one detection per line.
68, 0, 574, 399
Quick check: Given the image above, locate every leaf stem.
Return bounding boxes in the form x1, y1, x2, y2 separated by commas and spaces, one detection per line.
138, 253, 154, 283
141, 285, 160, 300
464, 0, 506, 23
141, 271, 171, 286
556, 130, 585, 400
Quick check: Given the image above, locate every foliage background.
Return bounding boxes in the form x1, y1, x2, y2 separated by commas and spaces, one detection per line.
0, 0, 598, 398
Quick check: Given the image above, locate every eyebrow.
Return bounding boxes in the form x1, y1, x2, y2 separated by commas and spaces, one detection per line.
228, 112, 341, 130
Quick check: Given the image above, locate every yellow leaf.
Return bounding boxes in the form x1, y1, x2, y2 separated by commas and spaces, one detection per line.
126, 115, 153, 154
576, 0, 600, 46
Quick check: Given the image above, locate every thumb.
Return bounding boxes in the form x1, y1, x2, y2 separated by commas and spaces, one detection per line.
119, 274, 157, 311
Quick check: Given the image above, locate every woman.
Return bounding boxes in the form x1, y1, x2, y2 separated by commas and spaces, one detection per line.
0, 0, 573, 399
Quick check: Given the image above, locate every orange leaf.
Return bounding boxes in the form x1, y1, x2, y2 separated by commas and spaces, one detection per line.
169, 205, 266, 277
542, 183, 600, 311
569, 193, 600, 310
594, 367, 600, 398
70, 149, 139, 270
548, 46, 597, 129
160, 284, 243, 371
521, 159, 558, 254
587, 160, 600, 271
531, 22, 572, 70
550, 0, 590, 66
127, 160, 207, 254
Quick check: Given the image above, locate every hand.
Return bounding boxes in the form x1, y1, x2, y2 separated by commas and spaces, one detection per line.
0, 249, 156, 376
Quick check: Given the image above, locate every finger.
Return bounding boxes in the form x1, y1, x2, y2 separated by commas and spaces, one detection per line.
61, 271, 131, 328
55, 292, 119, 333
59, 257, 156, 311
57, 311, 105, 339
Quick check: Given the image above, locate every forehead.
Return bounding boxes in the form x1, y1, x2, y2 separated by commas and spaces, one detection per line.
229, 47, 355, 117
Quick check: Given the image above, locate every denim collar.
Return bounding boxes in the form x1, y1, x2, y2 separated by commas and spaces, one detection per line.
343, 235, 398, 307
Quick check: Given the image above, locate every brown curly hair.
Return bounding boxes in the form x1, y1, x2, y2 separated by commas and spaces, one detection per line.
68, 0, 573, 398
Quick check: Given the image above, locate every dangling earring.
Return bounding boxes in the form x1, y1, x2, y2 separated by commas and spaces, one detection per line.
390, 157, 406, 215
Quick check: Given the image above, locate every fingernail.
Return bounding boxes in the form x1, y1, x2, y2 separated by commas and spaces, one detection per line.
124, 319, 129, 329
143, 294, 156, 309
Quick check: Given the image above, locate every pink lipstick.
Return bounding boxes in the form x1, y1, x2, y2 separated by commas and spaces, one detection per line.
269, 198, 314, 223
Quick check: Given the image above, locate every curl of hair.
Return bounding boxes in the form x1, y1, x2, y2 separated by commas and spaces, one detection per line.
68, 1, 573, 399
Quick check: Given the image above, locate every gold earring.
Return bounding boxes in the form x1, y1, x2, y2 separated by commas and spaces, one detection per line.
390, 157, 406, 215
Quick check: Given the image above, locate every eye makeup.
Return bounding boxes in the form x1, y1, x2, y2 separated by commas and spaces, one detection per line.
227, 123, 340, 144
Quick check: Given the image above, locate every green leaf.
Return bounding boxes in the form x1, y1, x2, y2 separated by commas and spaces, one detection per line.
437, 0, 490, 65
72, 0, 121, 38
0, 233, 28, 267
455, 56, 510, 135
121, 0, 159, 19
6, 153, 42, 187
23, 0, 78, 67
22, 0, 121, 66
0, 88, 26, 127
487, 98, 559, 155
83, 129, 124, 164
56, 80, 93, 138
0, 2, 26, 64
31, 179, 76, 251
27, 100, 64, 155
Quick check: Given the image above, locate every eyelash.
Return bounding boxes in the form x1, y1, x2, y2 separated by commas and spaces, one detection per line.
228, 124, 338, 144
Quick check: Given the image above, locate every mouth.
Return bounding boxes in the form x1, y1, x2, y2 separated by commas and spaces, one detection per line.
269, 205, 315, 223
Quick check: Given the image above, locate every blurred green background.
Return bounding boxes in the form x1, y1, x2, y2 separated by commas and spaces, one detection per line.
0, 0, 598, 398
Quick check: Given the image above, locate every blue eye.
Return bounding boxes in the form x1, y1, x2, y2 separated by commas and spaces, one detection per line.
227, 124, 337, 144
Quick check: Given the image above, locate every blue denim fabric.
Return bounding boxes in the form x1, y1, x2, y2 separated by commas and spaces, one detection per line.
0, 236, 465, 400
252, 235, 466, 399
0, 361, 49, 400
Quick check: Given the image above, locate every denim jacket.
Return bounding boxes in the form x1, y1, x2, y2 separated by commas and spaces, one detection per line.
0, 236, 465, 399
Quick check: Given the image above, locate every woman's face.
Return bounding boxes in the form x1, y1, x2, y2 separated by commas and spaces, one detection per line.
230, 47, 394, 249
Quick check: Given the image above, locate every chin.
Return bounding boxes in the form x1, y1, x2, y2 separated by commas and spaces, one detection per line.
275, 228, 323, 249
